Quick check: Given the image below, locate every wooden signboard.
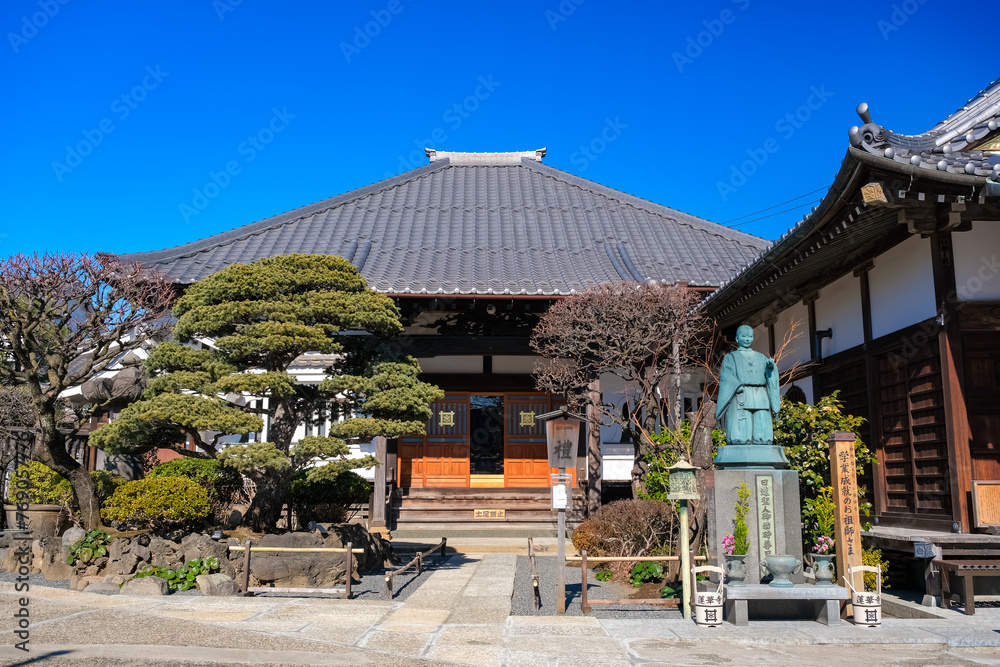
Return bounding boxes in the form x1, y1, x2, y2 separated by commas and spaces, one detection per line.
830, 431, 863, 609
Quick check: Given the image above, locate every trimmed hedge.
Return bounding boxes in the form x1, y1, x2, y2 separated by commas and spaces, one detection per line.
101, 476, 211, 529
7, 461, 74, 505
289, 469, 371, 525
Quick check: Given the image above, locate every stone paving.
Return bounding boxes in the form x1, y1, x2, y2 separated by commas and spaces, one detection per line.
1, 553, 999, 666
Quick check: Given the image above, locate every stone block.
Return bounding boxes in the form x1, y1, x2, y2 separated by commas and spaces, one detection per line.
132, 543, 151, 563
120, 575, 169, 596
84, 581, 121, 593
196, 573, 241, 596
707, 468, 804, 585
62, 526, 86, 548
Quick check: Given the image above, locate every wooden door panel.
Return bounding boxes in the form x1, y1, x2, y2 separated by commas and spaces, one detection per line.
504, 394, 577, 487
421, 397, 469, 487
399, 438, 423, 488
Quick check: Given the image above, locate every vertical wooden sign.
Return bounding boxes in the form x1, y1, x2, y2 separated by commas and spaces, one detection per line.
829, 431, 863, 611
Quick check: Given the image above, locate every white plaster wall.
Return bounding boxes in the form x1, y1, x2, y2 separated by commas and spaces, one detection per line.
416, 355, 482, 374
815, 273, 863, 356
751, 324, 769, 355
870, 235, 936, 339
492, 355, 542, 374
773, 302, 810, 368
953, 221, 1000, 301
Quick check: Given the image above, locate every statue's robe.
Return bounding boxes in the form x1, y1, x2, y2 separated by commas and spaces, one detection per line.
715, 348, 780, 446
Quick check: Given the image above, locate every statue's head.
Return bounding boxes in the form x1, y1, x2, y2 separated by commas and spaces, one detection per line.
736, 325, 754, 349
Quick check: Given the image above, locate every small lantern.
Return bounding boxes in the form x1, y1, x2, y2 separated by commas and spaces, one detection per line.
666, 459, 699, 500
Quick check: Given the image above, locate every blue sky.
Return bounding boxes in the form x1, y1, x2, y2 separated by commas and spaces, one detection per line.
1, 0, 995, 257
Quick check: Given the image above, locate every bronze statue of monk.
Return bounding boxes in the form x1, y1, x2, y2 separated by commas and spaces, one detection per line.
713, 325, 788, 469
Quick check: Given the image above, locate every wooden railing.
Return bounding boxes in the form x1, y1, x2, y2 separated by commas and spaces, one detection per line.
384, 538, 447, 599
229, 540, 364, 599
528, 537, 541, 609
570, 550, 708, 614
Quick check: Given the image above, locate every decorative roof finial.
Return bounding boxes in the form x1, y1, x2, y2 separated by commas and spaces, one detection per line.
856, 103, 872, 124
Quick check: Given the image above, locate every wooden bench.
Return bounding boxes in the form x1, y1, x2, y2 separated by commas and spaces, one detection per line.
933, 560, 1000, 615
723, 584, 850, 625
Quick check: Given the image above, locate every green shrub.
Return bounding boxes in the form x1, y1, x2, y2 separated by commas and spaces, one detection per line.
147, 457, 242, 500
861, 547, 890, 592
147, 456, 243, 520
7, 461, 74, 505
629, 561, 663, 587
90, 471, 127, 504
126, 557, 220, 592
775, 391, 875, 504
288, 469, 371, 525
101, 476, 211, 529
66, 529, 112, 566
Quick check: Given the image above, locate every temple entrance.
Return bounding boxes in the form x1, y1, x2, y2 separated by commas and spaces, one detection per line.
470, 395, 505, 486
398, 392, 576, 488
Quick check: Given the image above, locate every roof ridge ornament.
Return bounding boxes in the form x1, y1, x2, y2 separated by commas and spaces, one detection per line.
425, 148, 546, 165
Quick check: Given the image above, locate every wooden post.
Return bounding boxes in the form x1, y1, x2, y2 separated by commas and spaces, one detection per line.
344, 541, 353, 600
557, 466, 567, 615
371, 436, 388, 527
830, 431, 863, 616
679, 499, 691, 619
580, 550, 590, 614
416, 553, 422, 575
385, 573, 392, 598
440, 537, 447, 557
241, 541, 252, 596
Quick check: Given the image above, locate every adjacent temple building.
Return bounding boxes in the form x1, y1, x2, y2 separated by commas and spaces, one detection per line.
704, 80, 1000, 547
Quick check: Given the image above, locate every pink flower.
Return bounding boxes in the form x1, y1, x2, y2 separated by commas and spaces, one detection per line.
722, 534, 736, 556
812, 535, 834, 555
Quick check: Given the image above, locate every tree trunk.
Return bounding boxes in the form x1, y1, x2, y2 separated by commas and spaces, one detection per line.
243, 469, 292, 532
688, 401, 716, 555
34, 413, 101, 529
269, 400, 297, 454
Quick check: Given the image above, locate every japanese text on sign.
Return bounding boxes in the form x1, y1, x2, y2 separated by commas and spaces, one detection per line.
756, 475, 776, 568
837, 449, 858, 557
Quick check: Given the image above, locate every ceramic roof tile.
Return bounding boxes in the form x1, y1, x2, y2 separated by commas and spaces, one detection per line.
116, 155, 768, 293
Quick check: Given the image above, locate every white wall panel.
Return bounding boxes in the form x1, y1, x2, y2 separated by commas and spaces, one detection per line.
870, 236, 935, 339
953, 221, 1000, 301
492, 355, 542, 374
416, 355, 482, 374
815, 273, 863, 356
773, 302, 810, 368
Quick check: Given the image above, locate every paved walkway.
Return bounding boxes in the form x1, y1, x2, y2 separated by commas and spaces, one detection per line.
1, 554, 999, 666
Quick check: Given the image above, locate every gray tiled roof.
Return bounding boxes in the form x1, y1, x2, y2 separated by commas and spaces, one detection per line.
850, 77, 1000, 178
116, 153, 767, 294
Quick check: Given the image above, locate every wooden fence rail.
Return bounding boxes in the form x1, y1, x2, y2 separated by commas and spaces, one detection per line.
229, 540, 364, 599
528, 537, 541, 610
384, 538, 447, 599
576, 550, 707, 614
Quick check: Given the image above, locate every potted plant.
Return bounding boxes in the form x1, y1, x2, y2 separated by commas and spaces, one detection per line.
722, 482, 751, 586
804, 486, 836, 586
3, 461, 75, 537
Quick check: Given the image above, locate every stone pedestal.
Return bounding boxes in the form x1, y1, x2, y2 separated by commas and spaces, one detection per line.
707, 469, 804, 585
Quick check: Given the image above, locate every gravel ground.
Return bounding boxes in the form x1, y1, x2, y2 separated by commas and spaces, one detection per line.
512, 555, 684, 619
0, 556, 440, 602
